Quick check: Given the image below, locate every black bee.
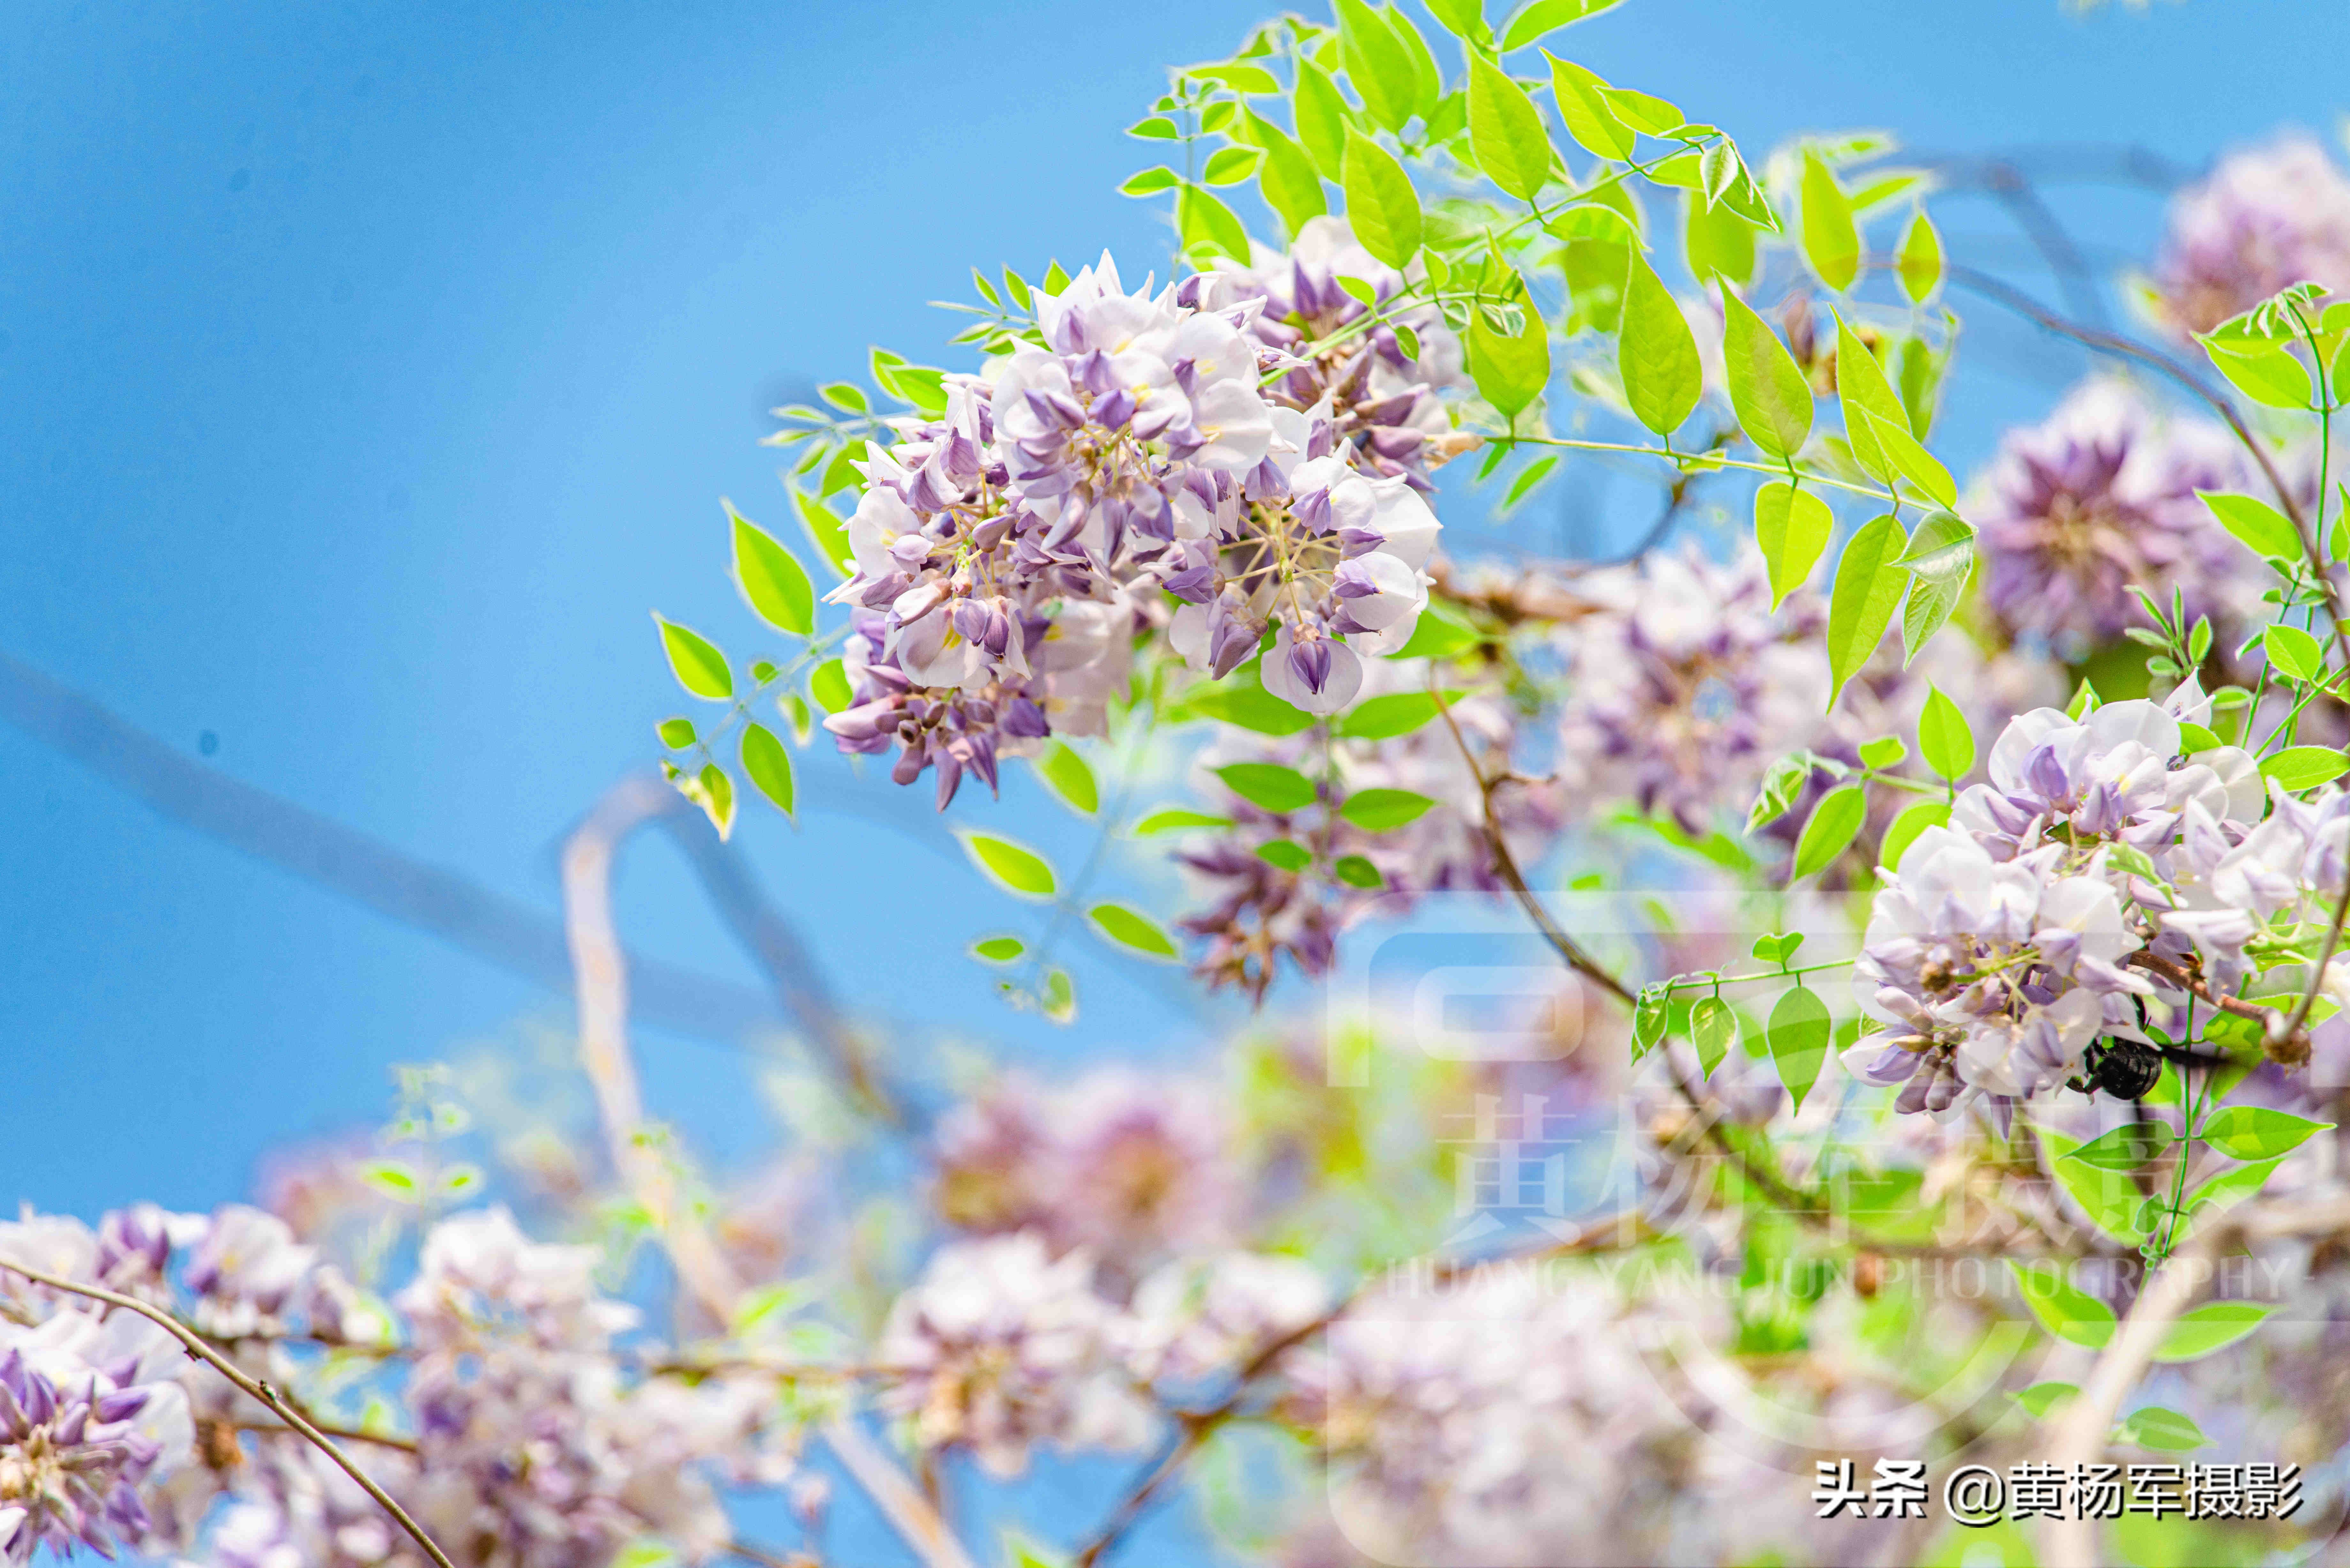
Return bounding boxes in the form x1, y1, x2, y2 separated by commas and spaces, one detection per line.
2068, 1037, 2232, 1101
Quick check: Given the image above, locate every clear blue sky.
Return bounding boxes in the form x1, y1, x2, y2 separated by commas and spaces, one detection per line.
2, 0, 2345, 1304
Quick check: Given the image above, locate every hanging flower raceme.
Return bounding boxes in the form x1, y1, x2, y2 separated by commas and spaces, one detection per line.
1971, 379, 2250, 658
1848, 690, 2289, 1120
1184, 216, 1473, 489
2153, 134, 2350, 337
1552, 544, 1830, 835
873, 1233, 1151, 1479
822, 245, 1456, 800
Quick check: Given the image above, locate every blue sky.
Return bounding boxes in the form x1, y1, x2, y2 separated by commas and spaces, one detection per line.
4, 0, 2346, 1560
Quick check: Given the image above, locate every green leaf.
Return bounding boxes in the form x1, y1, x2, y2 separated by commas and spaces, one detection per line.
692, 762, 736, 839
1895, 209, 1943, 303
730, 505, 815, 635
2114, 1406, 2207, 1452
1502, 454, 1558, 508
1833, 315, 1909, 484
1340, 127, 1422, 268
1030, 741, 1099, 814
1856, 405, 1957, 509
1127, 116, 1179, 140
1765, 986, 1830, 1114
1791, 784, 1865, 879
1718, 290, 1813, 459
1467, 53, 1551, 201
2008, 1258, 2117, 1349
1041, 967, 1077, 1024
656, 717, 696, 749
1857, 735, 1907, 770
2263, 623, 2325, 683
2062, 1121, 2174, 1172
1896, 510, 1975, 661
2151, 1301, 2272, 1364
2200, 335, 2313, 410
1618, 251, 1702, 437
653, 614, 733, 701
1235, 109, 1328, 238
1798, 152, 1859, 292
1633, 989, 1667, 1055
1684, 188, 1756, 288
361, 1159, 419, 1199
1334, 0, 1418, 131
1119, 166, 1180, 196
789, 486, 854, 577
739, 723, 796, 818
2039, 1127, 2151, 1247
1543, 54, 1633, 161
1468, 290, 1550, 421
2199, 1105, 2332, 1161
1879, 800, 1947, 871
1256, 838, 1314, 871
1088, 902, 1180, 961
1825, 514, 1909, 705
1132, 807, 1234, 835
1917, 685, 1975, 780
1200, 146, 1261, 186
1426, 0, 1490, 41
1341, 788, 1437, 832
817, 381, 867, 413
1184, 61, 1283, 94
1388, 600, 1482, 660
970, 935, 1025, 964
1336, 690, 1445, 740
1334, 853, 1385, 888
1598, 86, 1680, 135
1293, 62, 1352, 183
2179, 1156, 2284, 1235
1217, 762, 1319, 813
809, 659, 853, 714
1178, 183, 1251, 260
2199, 491, 2303, 563
2261, 746, 2350, 792
957, 830, 1058, 899
1383, 6, 1443, 121
1499, 0, 1623, 50
1691, 995, 1736, 1078
1752, 481, 1832, 609
2012, 1382, 2078, 1420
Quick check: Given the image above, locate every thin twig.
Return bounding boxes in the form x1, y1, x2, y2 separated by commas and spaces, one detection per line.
0, 1258, 455, 1568
561, 778, 975, 1568
233, 1419, 420, 1454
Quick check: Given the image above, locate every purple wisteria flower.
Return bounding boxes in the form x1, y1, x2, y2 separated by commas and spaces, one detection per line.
1186, 216, 1475, 489
2154, 134, 2350, 337
874, 1233, 1151, 1479
823, 240, 1465, 800
1553, 544, 1829, 835
1971, 379, 2250, 658
1849, 690, 2279, 1120
929, 1067, 1238, 1276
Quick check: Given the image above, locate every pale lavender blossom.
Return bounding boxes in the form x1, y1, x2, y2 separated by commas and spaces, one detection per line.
1554, 544, 1829, 834
1971, 380, 2249, 657
1125, 1251, 1329, 1389
874, 1233, 1151, 1478
2154, 135, 2350, 337
1846, 826, 2145, 1119
930, 1068, 1238, 1274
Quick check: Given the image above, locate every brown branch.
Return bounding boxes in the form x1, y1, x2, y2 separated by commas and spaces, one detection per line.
561, 779, 973, 1568
233, 1419, 419, 1454
0, 1259, 455, 1568
2124, 951, 2306, 1061
2043, 1195, 2350, 1567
